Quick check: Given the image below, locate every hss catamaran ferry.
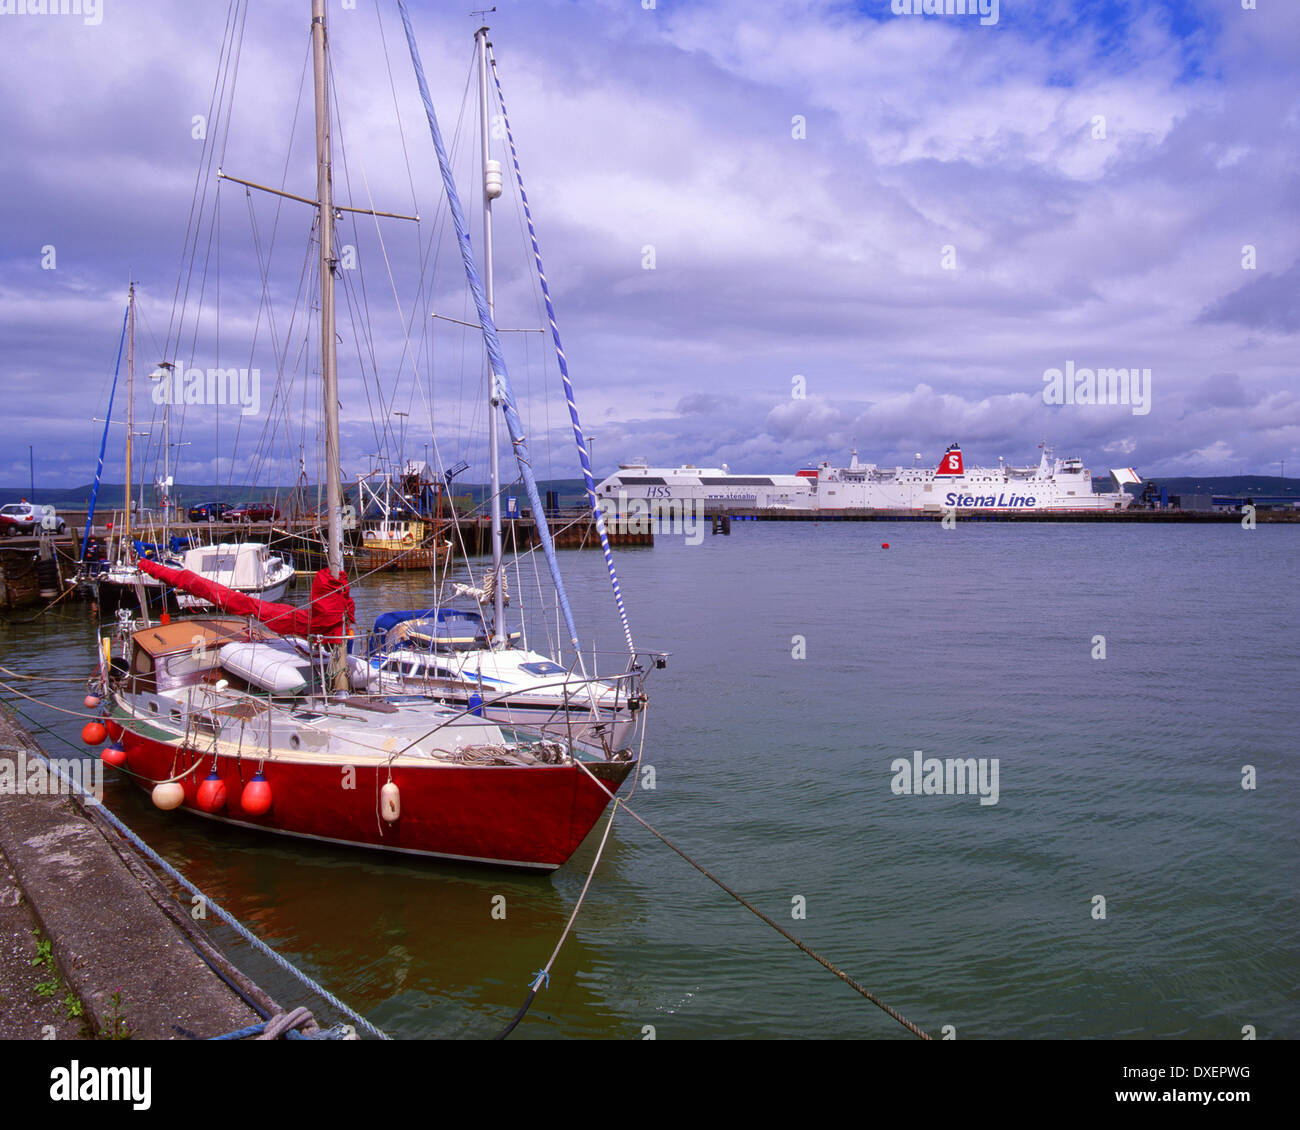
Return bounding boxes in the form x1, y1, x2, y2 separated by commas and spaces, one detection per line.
596, 444, 1139, 513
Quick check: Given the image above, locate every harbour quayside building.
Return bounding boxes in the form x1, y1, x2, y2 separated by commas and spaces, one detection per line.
595, 444, 1140, 515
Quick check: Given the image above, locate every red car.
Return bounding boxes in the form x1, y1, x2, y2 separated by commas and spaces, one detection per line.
225, 502, 280, 523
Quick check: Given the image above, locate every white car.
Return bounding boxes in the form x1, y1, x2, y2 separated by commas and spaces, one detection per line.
0, 502, 66, 536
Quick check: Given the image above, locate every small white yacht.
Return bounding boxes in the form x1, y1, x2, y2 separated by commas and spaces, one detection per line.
175, 542, 295, 610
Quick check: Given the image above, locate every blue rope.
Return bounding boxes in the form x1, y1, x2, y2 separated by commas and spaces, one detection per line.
82, 303, 129, 561
488, 45, 635, 657
209, 1022, 267, 1040
396, 1, 584, 655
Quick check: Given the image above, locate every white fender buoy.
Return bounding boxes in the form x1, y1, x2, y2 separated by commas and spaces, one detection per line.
152, 781, 185, 810
380, 781, 401, 823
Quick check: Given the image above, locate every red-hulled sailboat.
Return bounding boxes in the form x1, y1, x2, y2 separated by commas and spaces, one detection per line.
90, 0, 646, 871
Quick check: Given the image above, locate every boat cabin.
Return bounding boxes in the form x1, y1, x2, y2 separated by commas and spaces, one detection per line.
119, 617, 267, 695
181, 542, 278, 588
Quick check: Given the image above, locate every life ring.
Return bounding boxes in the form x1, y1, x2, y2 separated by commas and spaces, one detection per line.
403, 531, 413, 542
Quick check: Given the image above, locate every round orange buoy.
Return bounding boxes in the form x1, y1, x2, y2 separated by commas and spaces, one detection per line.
152, 782, 185, 810
100, 745, 128, 768
381, 781, 401, 823
81, 721, 107, 745
241, 772, 272, 816
196, 772, 227, 813
882, 542, 890, 549
84, 694, 101, 709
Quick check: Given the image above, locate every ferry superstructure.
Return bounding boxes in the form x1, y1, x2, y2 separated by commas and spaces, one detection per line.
596, 462, 816, 510
815, 445, 1136, 511
595, 445, 1138, 513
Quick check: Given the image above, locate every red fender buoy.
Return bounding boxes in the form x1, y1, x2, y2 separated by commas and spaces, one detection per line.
881, 543, 890, 549
196, 772, 227, 813
100, 745, 128, 768
84, 694, 101, 709
241, 772, 273, 816
81, 721, 107, 745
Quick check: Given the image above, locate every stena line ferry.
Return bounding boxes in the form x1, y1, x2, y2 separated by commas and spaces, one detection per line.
595, 444, 1139, 513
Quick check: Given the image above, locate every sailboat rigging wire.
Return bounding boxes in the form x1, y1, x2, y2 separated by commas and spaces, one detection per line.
396, 1, 589, 671
487, 45, 636, 657
82, 303, 129, 561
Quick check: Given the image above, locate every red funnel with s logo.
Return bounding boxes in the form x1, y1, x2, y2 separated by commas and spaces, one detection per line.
936, 446, 964, 476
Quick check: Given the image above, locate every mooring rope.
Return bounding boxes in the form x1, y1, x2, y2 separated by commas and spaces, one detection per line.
494, 704, 650, 1039
563, 754, 930, 1039
614, 801, 932, 1040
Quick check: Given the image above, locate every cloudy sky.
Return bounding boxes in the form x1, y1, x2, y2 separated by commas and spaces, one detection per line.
1, 0, 1296, 495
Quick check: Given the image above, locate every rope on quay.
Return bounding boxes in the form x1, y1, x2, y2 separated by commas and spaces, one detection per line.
209, 1007, 356, 1041
0, 698, 390, 1041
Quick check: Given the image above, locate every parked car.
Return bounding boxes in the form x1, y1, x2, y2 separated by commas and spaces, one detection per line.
187, 501, 234, 522
225, 502, 281, 523
0, 502, 66, 535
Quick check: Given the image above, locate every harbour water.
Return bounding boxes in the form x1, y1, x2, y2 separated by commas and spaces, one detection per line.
2, 521, 1295, 1039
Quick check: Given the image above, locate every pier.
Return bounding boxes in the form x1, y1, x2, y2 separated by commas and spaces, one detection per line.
727, 507, 1298, 523
0, 704, 290, 1039
0, 507, 653, 608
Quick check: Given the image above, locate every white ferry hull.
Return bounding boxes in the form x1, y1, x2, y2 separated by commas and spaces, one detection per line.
597, 445, 1135, 514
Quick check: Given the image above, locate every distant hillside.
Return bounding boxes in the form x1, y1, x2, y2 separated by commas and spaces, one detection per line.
3, 475, 1290, 510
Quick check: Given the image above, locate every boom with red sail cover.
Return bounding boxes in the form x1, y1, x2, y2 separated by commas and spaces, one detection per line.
136, 558, 353, 641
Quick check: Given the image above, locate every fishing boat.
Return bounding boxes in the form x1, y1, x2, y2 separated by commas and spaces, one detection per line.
88, 0, 649, 870
352, 464, 451, 573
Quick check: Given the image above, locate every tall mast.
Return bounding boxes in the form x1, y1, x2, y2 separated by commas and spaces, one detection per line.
124, 281, 135, 544
312, 0, 347, 689
156, 361, 171, 529
476, 24, 506, 647
312, 0, 341, 577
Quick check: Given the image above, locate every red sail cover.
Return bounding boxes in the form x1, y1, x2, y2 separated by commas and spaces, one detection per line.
136, 558, 354, 640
